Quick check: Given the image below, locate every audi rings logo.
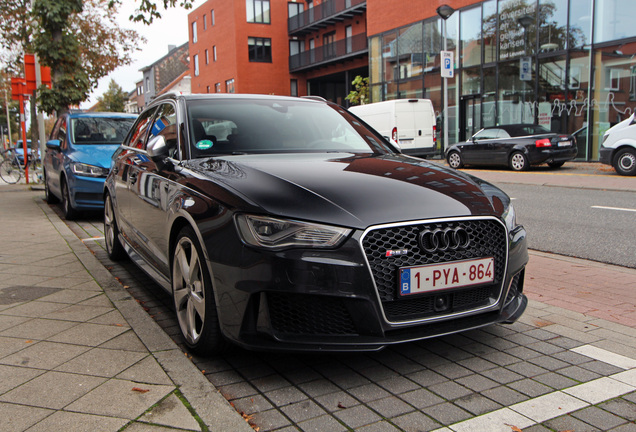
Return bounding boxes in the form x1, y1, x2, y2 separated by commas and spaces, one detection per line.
419, 227, 470, 253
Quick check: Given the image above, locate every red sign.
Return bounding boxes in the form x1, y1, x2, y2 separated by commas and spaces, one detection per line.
10, 77, 27, 101
24, 54, 52, 93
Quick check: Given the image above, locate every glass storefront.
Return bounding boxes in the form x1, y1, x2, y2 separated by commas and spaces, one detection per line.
368, 0, 636, 160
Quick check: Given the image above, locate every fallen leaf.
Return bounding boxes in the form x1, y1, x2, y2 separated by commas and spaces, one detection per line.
25, 340, 33, 343
532, 319, 553, 328
132, 387, 150, 393
337, 402, 347, 409
505, 424, 523, 432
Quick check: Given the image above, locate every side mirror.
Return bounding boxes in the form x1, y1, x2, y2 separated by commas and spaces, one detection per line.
146, 135, 168, 160
46, 139, 61, 149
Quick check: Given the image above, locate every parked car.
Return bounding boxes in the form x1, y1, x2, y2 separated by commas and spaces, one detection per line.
12, 139, 33, 164
349, 99, 437, 158
446, 124, 578, 171
599, 114, 636, 176
43, 111, 137, 219
104, 93, 528, 354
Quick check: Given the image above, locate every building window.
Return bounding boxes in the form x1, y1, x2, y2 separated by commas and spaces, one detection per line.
290, 79, 298, 97
205, 49, 209, 65
246, 0, 270, 24
226, 79, 235, 93
215, 82, 221, 93
203, 14, 207, 30
145, 77, 150, 92
211, 9, 215, 26
191, 21, 197, 43
323, 32, 336, 59
206, 85, 210, 93
193, 54, 199, 76
248, 37, 272, 62
345, 25, 352, 53
213, 46, 217, 61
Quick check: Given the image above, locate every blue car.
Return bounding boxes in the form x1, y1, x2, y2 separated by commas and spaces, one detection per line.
43, 112, 137, 219
12, 139, 33, 165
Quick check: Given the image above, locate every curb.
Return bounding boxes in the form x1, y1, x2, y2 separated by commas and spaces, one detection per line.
36, 197, 253, 432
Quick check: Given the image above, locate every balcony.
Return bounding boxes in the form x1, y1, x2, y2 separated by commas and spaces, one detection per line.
289, 33, 368, 73
288, 0, 367, 36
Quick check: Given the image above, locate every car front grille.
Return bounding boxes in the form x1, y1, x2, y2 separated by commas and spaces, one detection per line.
361, 218, 507, 323
268, 292, 358, 336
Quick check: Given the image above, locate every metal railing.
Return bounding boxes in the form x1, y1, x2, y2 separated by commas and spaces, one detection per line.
289, 33, 368, 72
288, 0, 366, 34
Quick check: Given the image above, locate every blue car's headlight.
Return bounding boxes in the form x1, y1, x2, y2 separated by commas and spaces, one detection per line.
235, 214, 351, 251
71, 162, 109, 178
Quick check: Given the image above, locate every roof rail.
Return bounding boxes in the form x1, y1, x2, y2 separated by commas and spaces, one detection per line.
301, 95, 327, 102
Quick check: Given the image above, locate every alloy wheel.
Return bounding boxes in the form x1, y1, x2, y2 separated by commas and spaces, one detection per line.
104, 197, 116, 254
510, 153, 528, 171
173, 236, 206, 345
448, 152, 462, 169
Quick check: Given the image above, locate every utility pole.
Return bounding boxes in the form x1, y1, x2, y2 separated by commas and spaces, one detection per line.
3, 83, 12, 150
35, 55, 46, 158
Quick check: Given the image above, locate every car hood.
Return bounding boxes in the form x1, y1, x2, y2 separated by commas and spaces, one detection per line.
187, 153, 507, 229
68, 144, 121, 168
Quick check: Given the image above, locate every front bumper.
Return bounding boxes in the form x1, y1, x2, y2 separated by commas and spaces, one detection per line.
67, 174, 107, 210
208, 217, 528, 352
599, 147, 613, 165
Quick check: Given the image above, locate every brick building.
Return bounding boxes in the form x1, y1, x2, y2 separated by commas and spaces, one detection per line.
139, 43, 190, 107
186, 0, 635, 161
188, 0, 368, 106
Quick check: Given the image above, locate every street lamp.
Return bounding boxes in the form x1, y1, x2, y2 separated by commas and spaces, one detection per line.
436, 4, 455, 155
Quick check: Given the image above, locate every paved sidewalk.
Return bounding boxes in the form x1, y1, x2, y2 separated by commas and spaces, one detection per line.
1, 160, 636, 431
0, 185, 252, 432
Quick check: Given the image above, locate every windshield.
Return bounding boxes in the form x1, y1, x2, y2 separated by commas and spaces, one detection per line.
185, 99, 393, 158
71, 117, 136, 145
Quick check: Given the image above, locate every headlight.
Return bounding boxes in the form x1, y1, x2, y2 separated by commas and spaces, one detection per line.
71, 162, 109, 177
601, 134, 609, 147
235, 214, 351, 250
502, 202, 517, 232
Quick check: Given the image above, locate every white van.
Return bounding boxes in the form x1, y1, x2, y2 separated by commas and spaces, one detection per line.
349, 99, 437, 157
599, 113, 636, 176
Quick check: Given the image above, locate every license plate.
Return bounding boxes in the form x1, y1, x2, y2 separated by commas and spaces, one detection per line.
558, 141, 571, 147
399, 258, 494, 296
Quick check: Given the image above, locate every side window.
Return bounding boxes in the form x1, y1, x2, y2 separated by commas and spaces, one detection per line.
474, 129, 501, 140
56, 117, 68, 148
147, 103, 178, 158
496, 129, 511, 138
124, 107, 157, 150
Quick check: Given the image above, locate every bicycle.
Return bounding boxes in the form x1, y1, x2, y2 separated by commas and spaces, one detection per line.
0, 148, 43, 184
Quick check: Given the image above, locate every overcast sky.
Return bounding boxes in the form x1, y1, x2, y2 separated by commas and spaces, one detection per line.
81, 2, 191, 108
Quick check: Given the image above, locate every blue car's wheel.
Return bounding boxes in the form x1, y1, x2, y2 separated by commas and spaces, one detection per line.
61, 178, 78, 220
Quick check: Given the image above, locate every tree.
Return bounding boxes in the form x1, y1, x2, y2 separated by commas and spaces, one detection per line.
108, 0, 194, 24
31, 0, 143, 115
345, 76, 369, 106
96, 79, 127, 112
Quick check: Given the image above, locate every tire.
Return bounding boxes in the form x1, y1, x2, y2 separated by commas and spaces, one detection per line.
509, 151, 529, 171
104, 193, 126, 261
447, 151, 464, 169
44, 170, 59, 204
172, 227, 226, 355
613, 148, 636, 176
61, 178, 78, 220
0, 160, 21, 184
547, 161, 564, 169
